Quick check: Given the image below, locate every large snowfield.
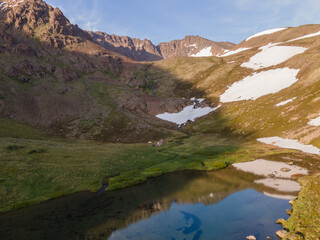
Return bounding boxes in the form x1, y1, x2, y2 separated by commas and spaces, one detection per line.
241, 45, 306, 70
190, 46, 213, 57
220, 68, 299, 102
257, 136, 320, 154
156, 104, 220, 125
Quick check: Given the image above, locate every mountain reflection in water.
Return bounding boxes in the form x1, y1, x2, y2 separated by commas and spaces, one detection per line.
0, 167, 294, 240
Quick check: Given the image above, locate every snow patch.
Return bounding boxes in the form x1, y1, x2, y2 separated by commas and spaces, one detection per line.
156, 104, 220, 125
218, 47, 251, 57
246, 28, 287, 41
275, 97, 296, 107
189, 44, 197, 48
257, 136, 320, 154
220, 68, 299, 103
190, 46, 212, 57
288, 30, 320, 42
233, 159, 308, 179
241, 45, 306, 70
308, 116, 320, 126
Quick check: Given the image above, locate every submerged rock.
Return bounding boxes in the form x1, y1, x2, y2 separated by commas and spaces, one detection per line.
246, 235, 256, 240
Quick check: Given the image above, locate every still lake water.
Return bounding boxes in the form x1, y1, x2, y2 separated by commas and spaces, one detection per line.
0, 167, 294, 240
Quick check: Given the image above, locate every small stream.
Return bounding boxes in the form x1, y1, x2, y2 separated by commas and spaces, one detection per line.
0, 165, 300, 240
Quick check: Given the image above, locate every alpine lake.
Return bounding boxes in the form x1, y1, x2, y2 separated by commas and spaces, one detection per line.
0, 156, 307, 240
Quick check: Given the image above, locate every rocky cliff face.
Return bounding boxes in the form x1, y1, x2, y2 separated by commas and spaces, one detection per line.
88, 31, 163, 61
89, 32, 235, 61
1, 0, 90, 47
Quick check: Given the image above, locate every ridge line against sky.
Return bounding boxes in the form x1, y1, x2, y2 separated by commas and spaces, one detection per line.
46, 0, 320, 44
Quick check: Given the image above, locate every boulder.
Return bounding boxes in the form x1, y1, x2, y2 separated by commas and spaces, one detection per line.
246, 235, 256, 240
280, 167, 291, 172
276, 230, 287, 239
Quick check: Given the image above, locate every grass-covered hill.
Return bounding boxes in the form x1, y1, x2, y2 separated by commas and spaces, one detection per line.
149, 25, 320, 148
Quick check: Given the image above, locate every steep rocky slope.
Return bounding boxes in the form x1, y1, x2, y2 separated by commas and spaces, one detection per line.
88, 31, 235, 61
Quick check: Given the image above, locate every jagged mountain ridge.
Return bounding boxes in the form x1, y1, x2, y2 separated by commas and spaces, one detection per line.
88, 31, 235, 61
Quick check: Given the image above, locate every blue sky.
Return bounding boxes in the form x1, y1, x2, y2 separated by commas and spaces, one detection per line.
46, 0, 320, 44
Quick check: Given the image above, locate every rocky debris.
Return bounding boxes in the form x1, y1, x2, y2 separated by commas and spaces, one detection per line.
276, 230, 288, 239
245, 235, 256, 240
280, 167, 291, 172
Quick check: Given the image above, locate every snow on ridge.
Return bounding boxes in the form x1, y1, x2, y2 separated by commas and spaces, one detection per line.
288, 30, 320, 42
218, 47, 251, 57
257, 136, 320, 155
308, 116, 320, 126
0, 0, 25, 10
190, 46, 213, 57
275, 97, 296, 107
241, 45, 307, 70
220, 68, 299, 103
156, 103, 220, 125
245, 28, 287, 41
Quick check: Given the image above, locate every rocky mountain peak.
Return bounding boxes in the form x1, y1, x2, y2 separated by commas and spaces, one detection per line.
1, 0, 90, 47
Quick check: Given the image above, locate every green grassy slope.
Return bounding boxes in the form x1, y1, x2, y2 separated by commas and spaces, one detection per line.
0, 118, 288, 213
